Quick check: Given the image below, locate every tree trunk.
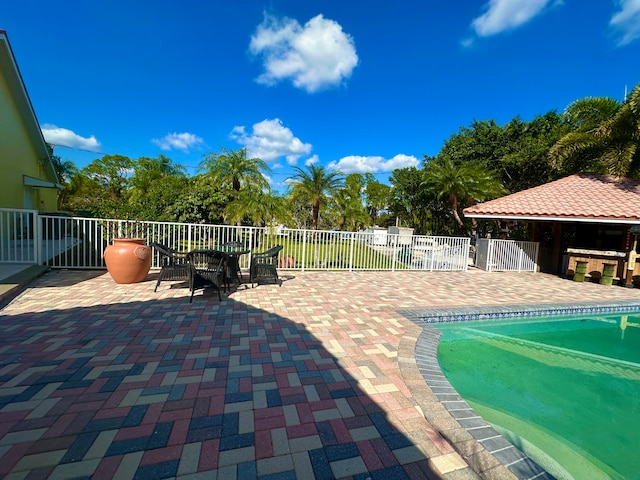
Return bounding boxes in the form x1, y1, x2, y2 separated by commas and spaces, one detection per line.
312, 203, 320, 230
450, 193, 464, 227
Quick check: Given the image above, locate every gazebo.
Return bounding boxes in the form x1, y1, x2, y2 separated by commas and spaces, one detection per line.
464, 173, 640, 283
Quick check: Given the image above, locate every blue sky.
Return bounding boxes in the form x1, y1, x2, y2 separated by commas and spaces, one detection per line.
3, 1, 640, 189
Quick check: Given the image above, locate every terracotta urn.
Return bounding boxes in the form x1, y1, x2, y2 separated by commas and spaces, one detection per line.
104, 238, 152, 284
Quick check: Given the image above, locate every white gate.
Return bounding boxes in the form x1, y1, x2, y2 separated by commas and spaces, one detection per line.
475, 239, 539, 272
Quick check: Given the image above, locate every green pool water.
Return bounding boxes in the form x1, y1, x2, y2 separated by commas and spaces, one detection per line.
435, 312, 640, 480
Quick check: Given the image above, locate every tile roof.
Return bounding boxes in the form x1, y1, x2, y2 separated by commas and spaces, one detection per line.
463, 173, 640, 223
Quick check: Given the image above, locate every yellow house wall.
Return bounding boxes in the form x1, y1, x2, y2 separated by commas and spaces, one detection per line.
0, 69, 58, 211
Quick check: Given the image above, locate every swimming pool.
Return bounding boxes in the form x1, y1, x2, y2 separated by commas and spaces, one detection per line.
434, 310, 640, 480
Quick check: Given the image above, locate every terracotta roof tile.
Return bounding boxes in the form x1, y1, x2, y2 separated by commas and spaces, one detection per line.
463, 174, 640, 223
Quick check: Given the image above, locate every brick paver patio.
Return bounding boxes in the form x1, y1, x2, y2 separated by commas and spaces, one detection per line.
2, 268, 640, 479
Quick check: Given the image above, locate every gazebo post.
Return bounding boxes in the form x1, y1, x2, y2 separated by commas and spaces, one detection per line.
625, 231, 638, 287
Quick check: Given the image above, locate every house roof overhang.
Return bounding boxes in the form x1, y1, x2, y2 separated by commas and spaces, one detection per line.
0, 30, 58, 184
23, 175, 63, 190
463, 213, 640, 225
463, 174, 640, 226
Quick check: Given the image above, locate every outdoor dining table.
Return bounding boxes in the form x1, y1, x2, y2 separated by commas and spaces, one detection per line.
217, 245, 250, 284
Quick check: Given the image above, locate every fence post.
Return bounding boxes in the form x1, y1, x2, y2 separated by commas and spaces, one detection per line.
348, 232, 355, 272
34, 211, 42, 264
301, 231, 307, 272
465, 238, 470, 271
487, 240, 494, 272
518, 247, 524, 272
391, 234, 397, 272
429, 240, 435, 272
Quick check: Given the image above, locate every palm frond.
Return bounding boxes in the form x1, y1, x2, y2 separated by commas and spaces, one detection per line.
548, 131, 601, 167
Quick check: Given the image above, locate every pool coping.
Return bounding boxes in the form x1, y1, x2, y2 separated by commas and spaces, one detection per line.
399, 300, 640, 480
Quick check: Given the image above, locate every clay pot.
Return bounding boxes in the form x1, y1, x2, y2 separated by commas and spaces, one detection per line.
104, 238, 152, 284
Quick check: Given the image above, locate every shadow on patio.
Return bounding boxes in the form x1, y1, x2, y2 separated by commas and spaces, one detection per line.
0, 271, 461, 479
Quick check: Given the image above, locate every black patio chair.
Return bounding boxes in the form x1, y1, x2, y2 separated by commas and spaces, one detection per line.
250, 245, 283, 287
187, 249, 228, 302
150, 242, 190, 292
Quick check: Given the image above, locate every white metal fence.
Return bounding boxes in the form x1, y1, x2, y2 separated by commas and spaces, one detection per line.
0, 209, 471, 272
0, 208, 39, 263
475, 238, 539, 272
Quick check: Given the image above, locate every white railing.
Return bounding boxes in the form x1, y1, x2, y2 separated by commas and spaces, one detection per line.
1, 210, 471, 272
0, 208, 40, 263
475, 238, 539, 272
278, 229, 470, 272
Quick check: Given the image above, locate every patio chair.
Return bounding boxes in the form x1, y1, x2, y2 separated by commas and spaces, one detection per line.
151, 242, 190, 292
250, 245, 283, 287
187, 249, 228, 302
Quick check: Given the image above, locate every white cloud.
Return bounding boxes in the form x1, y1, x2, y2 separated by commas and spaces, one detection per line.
231, 118, 312, 165
305, 154, 320, 167
328, 154, 419, 174
41, 124, 101, 151
250, 13, 359, 93
470, 0, 559, 37
152, 132, 204, 152
609, 0, 640, 46
459, 37, 475, 48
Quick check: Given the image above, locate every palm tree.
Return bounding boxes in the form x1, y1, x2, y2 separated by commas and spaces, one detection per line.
200, 147, 271, 227
287, 164, 344, 230
199, 147, 270, 195
549, 83, 640, 177
364, 174, 391, 226
422, 157, 506, 229
50, 153, 80, 211
225, 188, 291, 227
328, 174, 370, 231
562, 96, 621, 132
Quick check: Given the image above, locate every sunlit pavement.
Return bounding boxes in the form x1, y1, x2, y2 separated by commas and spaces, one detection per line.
2, 268, 640, 479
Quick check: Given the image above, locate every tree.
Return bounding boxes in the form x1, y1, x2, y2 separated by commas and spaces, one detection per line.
364, 173, 391, 225
50, 151, 77, 184
388, 166, 433, 234
164, 175, 230, 224
497, 112, 564, 191
286, 195, 313, 229
438, 114, 564, 193
327, 174, 370, 231
199, 147, 270, 194
287, 164, 344, 230
74, 155, 134, 217
83, 154, 133, 196
422, 156, 506, 231
129, 175, 190, 221
50, 154, 80, 211
127, 155, 187, 218
562, 96, 620, 131
129, 155, 185, 202
224, 188, 291, 227
549, 84, 640, 177
200, 147, 271, 226
58, 170, 99, 214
